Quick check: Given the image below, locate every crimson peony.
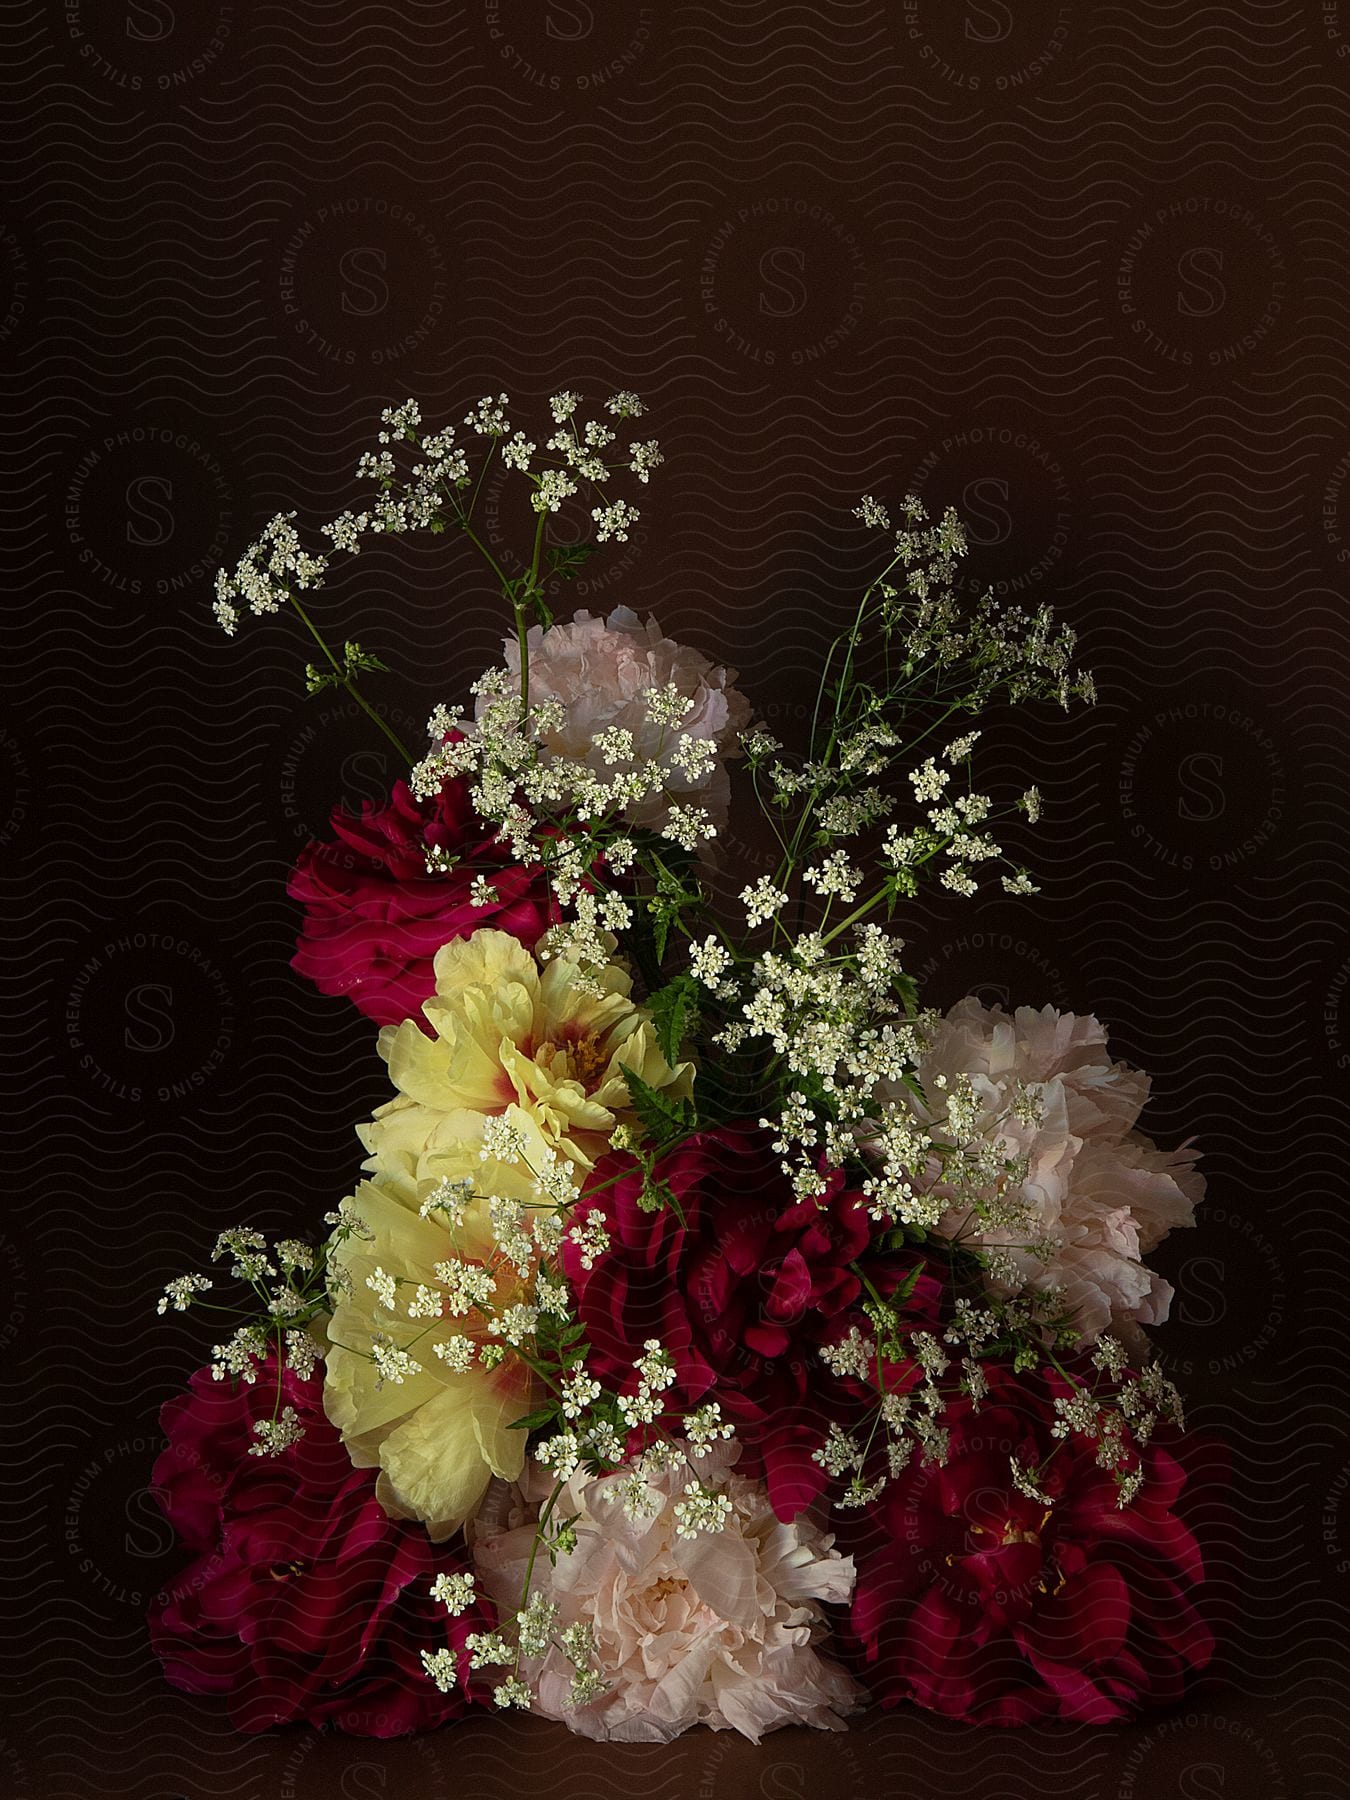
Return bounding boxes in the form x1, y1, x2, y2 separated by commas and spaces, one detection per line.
562, 1124, 876, 1518
149, 1359, 495, 1734
841, 1366, 1216, 1725
288, 775, 555, 1029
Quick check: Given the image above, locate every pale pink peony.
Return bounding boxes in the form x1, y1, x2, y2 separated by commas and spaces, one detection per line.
884, 999, 1203, 1346
469, 1446, 864, 1743
478, 605, 752, 831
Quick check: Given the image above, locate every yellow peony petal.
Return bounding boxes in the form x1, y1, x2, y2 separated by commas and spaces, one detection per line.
432, 928, 540, 1001
374, 1380, 506, 1540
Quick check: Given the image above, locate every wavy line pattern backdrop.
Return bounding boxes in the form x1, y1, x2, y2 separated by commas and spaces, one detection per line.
2, 1, 1346, 1795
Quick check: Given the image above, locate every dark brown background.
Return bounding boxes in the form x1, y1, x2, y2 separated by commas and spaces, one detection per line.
3, 2, 1346, 1795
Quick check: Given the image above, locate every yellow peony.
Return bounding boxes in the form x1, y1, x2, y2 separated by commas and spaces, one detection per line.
359, 927, 693, 1190
323, 929, 694, 1538
324, 1109, 554, 1540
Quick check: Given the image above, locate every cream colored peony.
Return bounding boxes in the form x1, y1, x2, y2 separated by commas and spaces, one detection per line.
360, 928, 693, 1191
882, 998, 1203, 1346
476, 604, 752, 832
470, 1446, 864, 1742
323, 1109, 553, 1540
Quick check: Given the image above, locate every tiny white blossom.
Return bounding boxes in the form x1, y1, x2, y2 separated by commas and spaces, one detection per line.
536, 1431, 581, 1481
284, 1328, 320, 1380
480, 1115, 527, 1165
560, 1370, 602, 1418
805, 850, 862, 903
534, 468, 578, 514
365, 1265, 399, 1310
568, 1212, 611, 1271
516, 1591, 559, 1658
661, 804, 715, 851
157, 1274, 211, 1315
592, 498, 640, 542
490, 1302, 539, 1346
567, 1666, 607, 1706
421, 1648, 460, 1693
910, 758, 949, 803
464, 393, 510, 437
944, 730, 981, 762
420, 1175, 475, 1224
430, 1570, 477, 1616
371, 1335, 422, 1386
672, 1486, 734, 1539
432, 1335, 476, 1372
740, 877, 788, 929
493, 1676, 533, 1710
501, 432, 535, 472
684, 1402, 735, 1448
689, 934, 734, 991
465, 1630, 514, 1669
249, 1407, 304, 1457
629, 439, 663, 482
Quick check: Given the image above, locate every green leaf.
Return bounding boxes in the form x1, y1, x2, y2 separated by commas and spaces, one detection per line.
547, 543, 596, 582
620, 1064, 696, 1147
649, 897, 674, 963
878, 1224, 927, 1254
644, 860, 703, 968
644, 974, 701, 1065
891, 1261, 924, 1304
891, 971, 918, 1015
342, 641, 390, 677
507, 1405, 560, 1433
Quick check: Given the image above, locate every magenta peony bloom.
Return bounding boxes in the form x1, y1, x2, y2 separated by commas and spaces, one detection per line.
841, 1366, 1216, 1725
148, 1360, 495, 1734
562, 1125, 877, 1518
287, 773, 556, 1029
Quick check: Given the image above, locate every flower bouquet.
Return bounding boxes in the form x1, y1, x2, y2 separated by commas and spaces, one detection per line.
153, 390, 1217, 1741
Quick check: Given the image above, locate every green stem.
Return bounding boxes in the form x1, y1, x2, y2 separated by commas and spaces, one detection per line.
463, 439, 498, 527
518, 508, 550, 713
289, 594, 412, 764
459, 521, 513, 590
816, 884, 890, 947
513, 1477, 567, 1675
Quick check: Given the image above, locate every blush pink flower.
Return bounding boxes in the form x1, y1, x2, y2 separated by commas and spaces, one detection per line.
477, 605, 752, 831
879, 999, 1204, 1346
470, 1447, 864, 1743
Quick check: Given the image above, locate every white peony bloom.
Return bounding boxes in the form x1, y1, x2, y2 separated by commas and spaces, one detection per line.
469, 1444, 864, 1742
476, 605, 752, 833
875, 998, 1203, 1346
